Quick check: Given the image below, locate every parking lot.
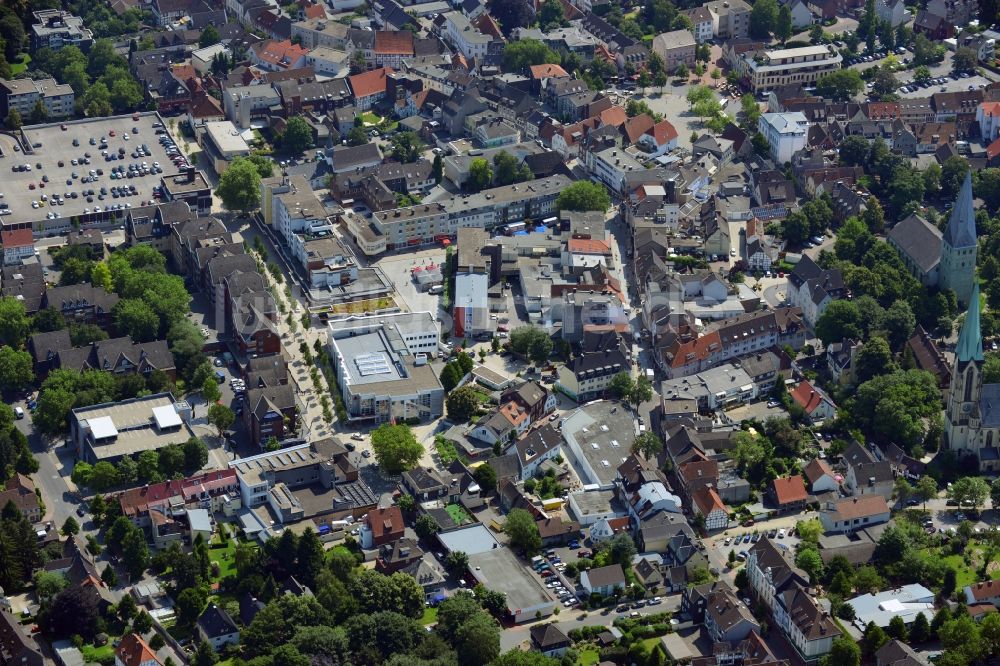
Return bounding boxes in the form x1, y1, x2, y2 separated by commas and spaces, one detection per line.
896, 72, 993, 97
2, 112, 188, 232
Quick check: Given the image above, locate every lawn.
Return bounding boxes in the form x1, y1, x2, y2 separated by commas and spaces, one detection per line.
421, 606, 438, 625
938, 552, 978, 589
10, 54, 30, 76
445, 503, 472, 525
576, 648, 600, 665
208, 539, 237, 581
360, 112, 383, 126
81, 644, 114, 662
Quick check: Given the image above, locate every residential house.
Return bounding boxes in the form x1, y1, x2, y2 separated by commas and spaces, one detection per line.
964, 580, 1000, 607
876, 0, 908, 26
819, 495, 891, 534
0, 474, 42, 523
691, 486, 728, 531
114, 633, 162, 666
536, 518, 581, 547
771, 475, 809, 513
580, 564, 626, 596
705, 587, 761, 642
196, 604, 240, 651
759, 112, 809, 163
349, 67, 393, 111
243, 384, 296, 448
402, 467, 448, 502
530, 624, 571, 658
360, 506, 405, 548
785, 255, 846, 327
651, 30, 697, 72
789, 380, 836, 422
802, 458, 839, 494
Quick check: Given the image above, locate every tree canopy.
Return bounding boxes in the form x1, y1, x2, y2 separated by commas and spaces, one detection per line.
370, 424, 424, 474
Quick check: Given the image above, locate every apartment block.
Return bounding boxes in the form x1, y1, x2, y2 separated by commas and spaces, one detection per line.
732, 45, 842, 92
0, 77, 75, 119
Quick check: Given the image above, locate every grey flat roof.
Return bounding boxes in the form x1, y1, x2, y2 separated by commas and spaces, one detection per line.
8, 113, 181, 228
568, 488, 619, 518
468, 547, 555, 613
333, 331, 407, 386
437, 523, 501, 555
561, 401, 637, 487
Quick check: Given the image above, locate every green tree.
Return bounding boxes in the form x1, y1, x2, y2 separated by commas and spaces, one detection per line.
446, 385, 480, 422
207, 403, 235, 438
538, 0, 567, 30
916, 475, 938, 510
854, 336, 896, 383
60, 517, 79, 536
113, 299, 159, 342
740, 94, 761, 130
730, 431, 766, 472
473, 464, 497, 492
122, 526, 150, 580
0, 346, 33, 391
432, 153, 443, 183
282, 116, 314, 155
608, 372, 635, 400
370, 424, 424, 474
4, 108, 21, 130
216, 157, 262, 213
0, 297, 29, 348
346, 126, 368, 146
815, 299, 862, 346
816, 69, 865, 101
911, 611, 931, 643
501, 39, 560, 71
953, 46, 978, 73
444, 550, 469, 576
415, 513, 440, 539
199, 24, 220, 48
942, 156, 971, 200
776, 5, 793, 42
948, 476, 990, 510
887, 614, 908, 641
794, 547, 824, 584
749, 0, 778, 38
632, 432, 663, 460
468, 157, 493, 192
33, 571, 68, 601
674, 62, 689, 79
555, 181, 610, 213
454, 611, 501, 666
822, 637, 860, 666
391, 131, 424, 163
504, 508, 542, 554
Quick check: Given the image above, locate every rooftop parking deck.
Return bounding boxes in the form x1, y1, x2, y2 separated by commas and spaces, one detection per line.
2, 112, 192, 234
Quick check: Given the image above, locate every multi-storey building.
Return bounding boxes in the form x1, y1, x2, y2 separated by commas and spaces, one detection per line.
30, 10, 93, 52
0, 77, 75, 119
703, 0, 751, 37
732, 45, 842, 92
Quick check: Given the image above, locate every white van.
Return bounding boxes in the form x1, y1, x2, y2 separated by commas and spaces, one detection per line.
14, 407, 24, 419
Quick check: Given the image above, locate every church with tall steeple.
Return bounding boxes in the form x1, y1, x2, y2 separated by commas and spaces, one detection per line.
944, 284, 1000, 471
887, 172, 977, 305
939, 172, 978, 306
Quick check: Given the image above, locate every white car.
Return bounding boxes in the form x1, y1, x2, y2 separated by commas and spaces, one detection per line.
730, 248, 737, 256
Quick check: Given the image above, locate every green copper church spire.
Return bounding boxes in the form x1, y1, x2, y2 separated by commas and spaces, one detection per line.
956, 282, 984, 363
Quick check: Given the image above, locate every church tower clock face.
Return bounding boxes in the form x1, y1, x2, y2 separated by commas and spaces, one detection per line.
963, 403, 972, 413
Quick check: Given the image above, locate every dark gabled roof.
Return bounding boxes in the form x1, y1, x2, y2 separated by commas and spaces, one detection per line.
197, 603, 239, 639
247, 384, 295, 421
27, 329, 71, 364
530, 623, 570, 650
887, 214, 942, 274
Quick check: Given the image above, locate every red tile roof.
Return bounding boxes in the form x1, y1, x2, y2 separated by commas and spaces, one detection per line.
988, 136, 1000, 161
303, 2, 326, 18
646, 119, 678, 146
692, 486, 726, 516
119, 469, 238, 518
252, 40, 308, 69
599, 105, 627, 128
366, 506, 404, 541
116, 634, 163, 666
529, 63, 569, 79
667, 331, 722, 369
623, 114, 655, 144
0, 228, 33, 249
473, 12, 504, 39
790, 380, 827, 415
980, 101, 1000, 117
967, 580, 1000, 601
772, 475, 808, 505
567, 238, 611, 255
374, 30, 414, 55
349, 67, 393, 99
802, 458, 835, 485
